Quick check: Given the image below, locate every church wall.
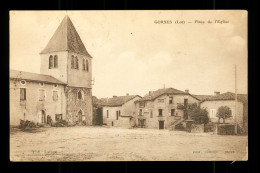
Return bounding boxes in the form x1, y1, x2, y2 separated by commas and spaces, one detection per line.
40, 51, 68, 84
67, 52, 92, 88
65, 86, 93, 125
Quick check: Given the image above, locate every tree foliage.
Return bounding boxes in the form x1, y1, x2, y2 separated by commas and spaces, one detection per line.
216, 106, 232, 123
187, 104, 209, 124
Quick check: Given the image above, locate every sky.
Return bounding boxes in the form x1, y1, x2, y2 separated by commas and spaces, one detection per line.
10, 11, 248, 98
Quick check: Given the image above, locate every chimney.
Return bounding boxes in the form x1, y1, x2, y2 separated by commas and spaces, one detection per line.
214, 91, 220, 96
113, 95, 117, 98
149, 91, 153, 95
185, 89, 189, 93
126, 93, 129, 96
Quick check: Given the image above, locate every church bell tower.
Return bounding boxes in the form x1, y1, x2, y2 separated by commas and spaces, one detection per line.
40, 15, 93, 125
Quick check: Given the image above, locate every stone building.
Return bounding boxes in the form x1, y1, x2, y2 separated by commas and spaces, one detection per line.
10, 16, 93, 126
197, 92, 248, 133
134, 88, 200, 130
94, 95, 142, 128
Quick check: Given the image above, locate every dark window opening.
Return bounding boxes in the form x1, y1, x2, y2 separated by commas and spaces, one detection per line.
20, 88, 26, 101
158, 109, 163, 116
150, 110, 153, 118
49, 55, 53, 69
78, 91, 83, 100
75, 56, 79, 69
71, 55, 74, 69
107, 110, 109, 118
171, 109, 175, 116
54, 55, 58, 68
169, 97, 173, 104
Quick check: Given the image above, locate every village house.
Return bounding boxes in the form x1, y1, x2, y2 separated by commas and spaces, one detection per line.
10, 16, 93, 126
134, 88, 200, 130
93, 94, 142, 128
196, 92, 248, 133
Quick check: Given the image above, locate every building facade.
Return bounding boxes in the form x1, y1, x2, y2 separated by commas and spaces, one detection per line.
95, 95, 142, 128
134, 88, 200, 129
198, 92, 248, 133
10, 16, 93, 126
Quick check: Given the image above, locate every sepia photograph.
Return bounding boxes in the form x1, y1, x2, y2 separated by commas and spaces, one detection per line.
9, 10, 248, 161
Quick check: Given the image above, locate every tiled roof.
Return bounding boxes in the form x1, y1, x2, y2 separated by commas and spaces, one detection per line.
199, 92, 248, 104
96, 95, 141, 107
193, 95, 215, 101
10, 69, 66, 85
135, 88, 198, 102
40, 16, 92, 57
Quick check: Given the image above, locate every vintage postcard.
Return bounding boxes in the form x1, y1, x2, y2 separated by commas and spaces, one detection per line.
10, 10, 248, 161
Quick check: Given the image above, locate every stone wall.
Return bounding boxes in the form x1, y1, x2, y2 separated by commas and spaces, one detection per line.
65, 86, 92, 125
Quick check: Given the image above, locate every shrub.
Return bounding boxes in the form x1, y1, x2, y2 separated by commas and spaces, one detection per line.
188, 103, 209, 124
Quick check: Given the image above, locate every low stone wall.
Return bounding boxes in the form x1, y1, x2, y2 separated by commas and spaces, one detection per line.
191, 124, 204, 133
215, 123, 236, 135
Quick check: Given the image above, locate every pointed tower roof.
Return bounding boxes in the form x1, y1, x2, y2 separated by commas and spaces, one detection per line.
40, 15, 92, 57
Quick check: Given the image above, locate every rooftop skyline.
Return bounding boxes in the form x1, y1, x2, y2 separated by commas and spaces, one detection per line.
10, 11, 248, 98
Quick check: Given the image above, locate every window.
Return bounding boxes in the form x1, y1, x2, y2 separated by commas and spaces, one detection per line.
54, 55, 58, 68
39, 82, 44, 87
86, 59, 89, 72
169, 97, 173, 104
139, 102, 145, 108
150, 110, 153, 118
78, 90, 84, 100
49, 55, 53, 69
54, 84, 58, 88
75, 56, 79, 69
158, 109, 163, 116
20, 80, 26, 85
116, 111, 120, 120
171, 109, 175, 116
139, 109, 143, 116
71, 55, 75, 69
107, 110, 109, 118
20, 88, 26, 101
210, 109, 217, 119
55, 114, 62, 121
53, 91, 58, 101
158, 99, 164, 103
39, 89, 45, 101
83, 59, 86, 71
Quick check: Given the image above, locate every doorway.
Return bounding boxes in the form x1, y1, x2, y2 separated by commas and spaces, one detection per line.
159, 121, 164, 129
77, 110, 83, 123
39, 110, 46, 124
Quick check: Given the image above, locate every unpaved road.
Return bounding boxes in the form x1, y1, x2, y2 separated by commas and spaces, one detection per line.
10, 126, 248, 161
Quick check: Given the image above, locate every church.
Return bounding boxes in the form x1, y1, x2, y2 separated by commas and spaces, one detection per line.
10, 16, 93, 126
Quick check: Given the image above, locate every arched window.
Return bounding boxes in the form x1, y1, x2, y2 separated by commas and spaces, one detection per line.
83, 59, 86, 71
75, 56, 79, 69
86, 59, 89, 72
77, 90, 84, 100
49, 55, 53, 69
54, 55, 58, 68
71, 55, 74, 69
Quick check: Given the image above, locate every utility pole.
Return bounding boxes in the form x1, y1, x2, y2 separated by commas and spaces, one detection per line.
234, 64, 238, 134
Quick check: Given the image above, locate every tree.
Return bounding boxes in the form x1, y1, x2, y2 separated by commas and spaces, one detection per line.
187, 104, 209, 124
216, 106, 232, 123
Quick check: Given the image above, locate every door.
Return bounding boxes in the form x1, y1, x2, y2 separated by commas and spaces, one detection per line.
78, 110, 83, 123
159, 121, 164, 129
39, 110, 46, 124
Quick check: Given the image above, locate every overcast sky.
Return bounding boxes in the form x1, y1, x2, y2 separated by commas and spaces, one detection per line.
10, 11, 247, 98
